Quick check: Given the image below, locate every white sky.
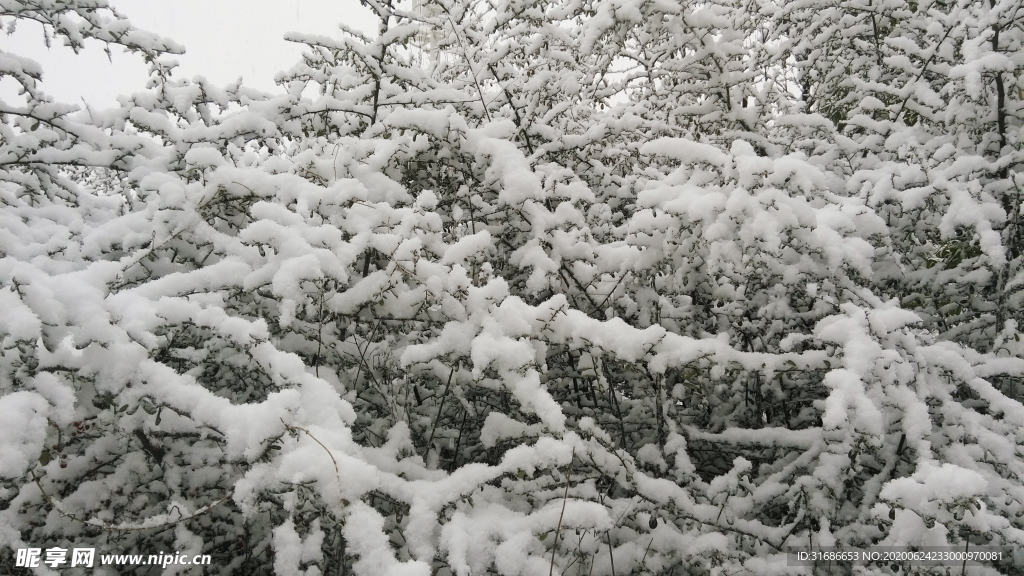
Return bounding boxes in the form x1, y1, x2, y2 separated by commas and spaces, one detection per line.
1, 0, 378, 108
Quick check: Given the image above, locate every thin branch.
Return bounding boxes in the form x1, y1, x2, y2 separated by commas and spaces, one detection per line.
32, 472, 232, 532
549, 447, 576, 576
426, 367, 457, 458
281, 419, 348, 508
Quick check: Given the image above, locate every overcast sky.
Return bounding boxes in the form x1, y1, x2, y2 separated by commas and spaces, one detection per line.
2, 0, 378, 108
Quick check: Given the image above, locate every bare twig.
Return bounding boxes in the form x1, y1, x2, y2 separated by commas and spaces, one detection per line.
640, 537, 654, 567
281, 419, 348, 509
549, 447, 576, 576
436, 4, 491, 122
282, 420, 341, 483
607, 530, 617, 576
427, 367, 456, 460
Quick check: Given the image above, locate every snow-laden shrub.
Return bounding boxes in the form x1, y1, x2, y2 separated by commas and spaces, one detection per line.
2, 0, 1023, 575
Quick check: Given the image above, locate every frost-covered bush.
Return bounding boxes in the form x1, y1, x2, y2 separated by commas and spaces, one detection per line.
2, 0, 1024, 575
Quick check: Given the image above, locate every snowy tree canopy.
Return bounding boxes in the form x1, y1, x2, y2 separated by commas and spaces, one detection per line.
2, 0, 1024, 574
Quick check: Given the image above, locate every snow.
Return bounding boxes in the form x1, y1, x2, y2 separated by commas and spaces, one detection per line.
273, 519, 325, 576
0, 287, 42, 342
0, 392, 50, 479
345, 503, 431, 576
183, 147, 226, 169
480, 412, 541, 448
442, 230, 492, 265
